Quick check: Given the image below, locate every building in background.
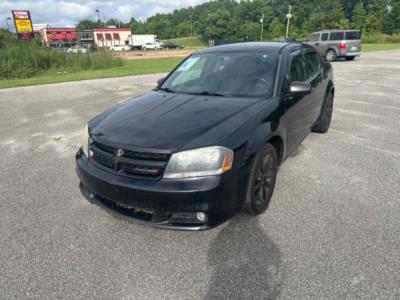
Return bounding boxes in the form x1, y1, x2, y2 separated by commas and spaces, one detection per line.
42, 28, 78, 48
93, 28, 131, 48
77, 30, 94, 49
32, 24, 50, 40
32, 23, 50, 32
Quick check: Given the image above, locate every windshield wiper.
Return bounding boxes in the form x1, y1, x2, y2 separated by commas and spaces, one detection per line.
157, 87, 176, 93
188, 91, 227, 97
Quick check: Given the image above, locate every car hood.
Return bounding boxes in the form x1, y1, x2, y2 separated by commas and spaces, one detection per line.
90, 91, 263, 151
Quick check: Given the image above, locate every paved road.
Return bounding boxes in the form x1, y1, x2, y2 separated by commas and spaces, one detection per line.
1, 50, 399, 299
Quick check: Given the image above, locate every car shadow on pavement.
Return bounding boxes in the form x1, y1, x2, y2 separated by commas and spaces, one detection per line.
205, 214, 284, 300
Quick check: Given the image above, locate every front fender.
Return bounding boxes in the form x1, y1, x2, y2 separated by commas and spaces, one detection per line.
242, 122, 283, 167
235, 120, 286, 211
217, 96, 286, 211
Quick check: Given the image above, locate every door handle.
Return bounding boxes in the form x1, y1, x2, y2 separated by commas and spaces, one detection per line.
315, 43, 320, 46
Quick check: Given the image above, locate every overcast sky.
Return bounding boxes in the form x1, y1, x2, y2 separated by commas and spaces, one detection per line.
1, 0, 209, 30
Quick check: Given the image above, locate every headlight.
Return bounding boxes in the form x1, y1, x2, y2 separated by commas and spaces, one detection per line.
82, 124, 89, 157
163, 146, 234, 179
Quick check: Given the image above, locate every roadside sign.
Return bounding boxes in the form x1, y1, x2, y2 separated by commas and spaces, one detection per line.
12, 10, 34, 40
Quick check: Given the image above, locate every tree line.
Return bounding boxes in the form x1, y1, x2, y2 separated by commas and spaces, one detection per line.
77, 0, 400, 42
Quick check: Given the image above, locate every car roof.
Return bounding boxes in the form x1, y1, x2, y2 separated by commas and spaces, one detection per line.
197, 42, 296, 54
312, 29, 360, 33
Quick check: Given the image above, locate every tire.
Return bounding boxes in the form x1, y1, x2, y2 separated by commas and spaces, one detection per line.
345, 56, 356, 61
326, 49, 337, 62
312, 91, 334, 133
244, 143, 278, 215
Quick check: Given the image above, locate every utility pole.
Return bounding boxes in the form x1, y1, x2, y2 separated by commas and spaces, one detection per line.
5, 17, 11, 31
208, 14, 212, 39
208, 13, 214, 47
189, 15, 193, 36
260, 14, 264, 41
95, 9, 100, 23
286, 5, 292, 39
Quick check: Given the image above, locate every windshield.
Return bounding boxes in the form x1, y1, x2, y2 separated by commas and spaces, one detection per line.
160, 51, 278, 98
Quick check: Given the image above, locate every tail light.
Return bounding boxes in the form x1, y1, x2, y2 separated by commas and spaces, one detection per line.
339, 43, 346, 49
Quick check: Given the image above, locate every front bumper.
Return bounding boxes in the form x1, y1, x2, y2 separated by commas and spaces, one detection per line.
75, 150, 241, 230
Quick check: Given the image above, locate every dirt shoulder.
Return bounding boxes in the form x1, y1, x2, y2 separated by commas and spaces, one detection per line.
113, 49, 200, 60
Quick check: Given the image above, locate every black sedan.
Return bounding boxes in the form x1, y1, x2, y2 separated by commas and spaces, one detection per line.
163, 42, 184, 49
76, 42, 334, 230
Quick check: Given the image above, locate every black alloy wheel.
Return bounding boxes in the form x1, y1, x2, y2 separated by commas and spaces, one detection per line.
244, 143, 278, 215
312, 92, 334, 133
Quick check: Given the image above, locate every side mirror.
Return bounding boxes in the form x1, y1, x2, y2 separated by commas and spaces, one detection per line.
157, 77, 166, 86
289, 82, 312, 96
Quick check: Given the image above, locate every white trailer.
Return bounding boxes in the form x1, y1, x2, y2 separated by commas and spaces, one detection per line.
129, 34, 159, 49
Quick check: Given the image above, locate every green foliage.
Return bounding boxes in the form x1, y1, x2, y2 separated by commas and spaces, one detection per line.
269, 19, 285, 40
0, 57, 183, 89
352, 3, 367, 31
0, 29, 123, 80
0, 29, 17, 49
100, 0, 399, 42
363, 33, 400, 43
362, 43, 400, 51
162, 36, 207, 48
76, 20, 103, 30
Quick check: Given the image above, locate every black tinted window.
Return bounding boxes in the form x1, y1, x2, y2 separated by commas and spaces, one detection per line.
289, 55, 307, 82
321, 33, 329, 41
345, 31, 361, 40
304, 52, 320, 78
329, 32, 344, 41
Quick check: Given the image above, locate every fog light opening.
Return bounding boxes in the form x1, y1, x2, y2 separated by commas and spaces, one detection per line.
196, 212, 207, 222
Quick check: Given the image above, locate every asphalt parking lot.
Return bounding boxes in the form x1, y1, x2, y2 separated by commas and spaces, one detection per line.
1, 50, 399, 299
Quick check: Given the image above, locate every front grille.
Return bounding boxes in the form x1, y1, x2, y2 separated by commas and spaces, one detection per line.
89, 140, 171, 180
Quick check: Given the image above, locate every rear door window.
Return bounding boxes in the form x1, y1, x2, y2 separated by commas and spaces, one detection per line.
345, 31, 361, 40
321, 33, 329, 41
329, 32, 344, 41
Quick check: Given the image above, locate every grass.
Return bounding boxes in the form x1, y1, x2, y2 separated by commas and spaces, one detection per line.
0, 57, 183, 89
162, 36, 207, 48
362, 43, 400, 52
2, 42, 400, 89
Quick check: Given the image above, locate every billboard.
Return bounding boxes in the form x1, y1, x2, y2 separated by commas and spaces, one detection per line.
12, 10, 34, 40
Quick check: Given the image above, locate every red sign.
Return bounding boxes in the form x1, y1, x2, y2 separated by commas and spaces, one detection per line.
47, 29, 77, 42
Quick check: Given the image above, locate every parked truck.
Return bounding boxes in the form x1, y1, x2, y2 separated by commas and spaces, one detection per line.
129, 34, 160, 50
